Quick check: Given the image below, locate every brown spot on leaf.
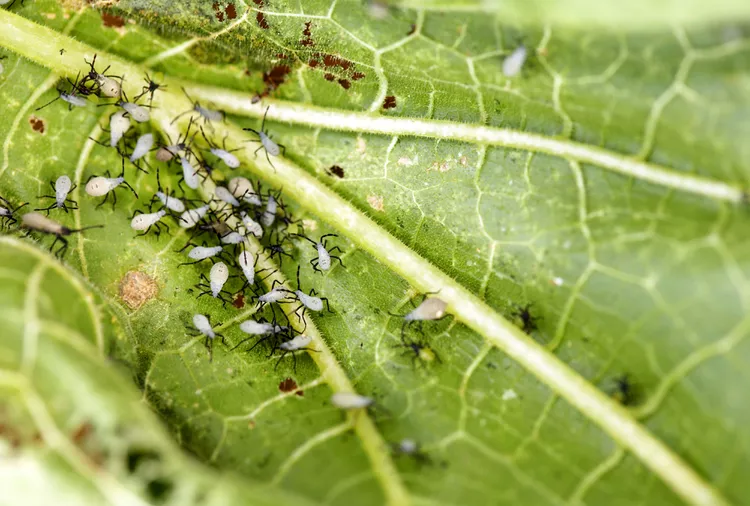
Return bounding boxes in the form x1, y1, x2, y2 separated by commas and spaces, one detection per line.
326, 165, 345, 178
252, 0, 263, 4
407, 23, 416, 35
383, 95, 397, 109
300, 21, 314, 46
309, 59, 319, 68
351, 72, 365, 80
232, 293, 245, 309
279, 378, 304, 396
323, 54, 352, 70
338, 79, 351, 89
101, 12, 125, 28
119, 271, 158, 310
324, 73, 335, 81
256, 11, 269, 29
212, 3, 224, 22
278, 377, 297, 392
263, 64, 291, 90
28, 116, 45, 134
226, 3, 237, 19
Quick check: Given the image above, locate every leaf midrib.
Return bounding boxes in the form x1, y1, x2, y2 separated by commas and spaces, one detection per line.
181, 84, 743, 204
0, 10, 729, 506
155, 113, 411, 506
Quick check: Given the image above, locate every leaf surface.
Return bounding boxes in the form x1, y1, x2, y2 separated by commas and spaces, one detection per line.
1, 1, 749, 506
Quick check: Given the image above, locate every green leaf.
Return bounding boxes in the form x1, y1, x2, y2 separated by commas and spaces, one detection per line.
1, 1, 748, 506
391, 0, 750, 29
0, 237, 316, 506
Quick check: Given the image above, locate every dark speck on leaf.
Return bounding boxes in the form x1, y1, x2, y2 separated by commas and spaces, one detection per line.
512, 303, 539, 334
29, 116, 45, 134
351, 72, 365, 80
212, 3, 224, 22
383, 96, 397, 109
338, 78, 351, 89
256, 12, 269, 29
226, 3, 237, 19
263, 64, 291, 92
611, 374, 637, 406
101, 12, 126, 28
323, 54, 352, 70
279, 378, 303, 396
324, 73, 335, 81
326, 165, 345, 178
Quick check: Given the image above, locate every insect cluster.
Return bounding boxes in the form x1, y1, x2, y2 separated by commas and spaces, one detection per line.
0, 52, 458, 463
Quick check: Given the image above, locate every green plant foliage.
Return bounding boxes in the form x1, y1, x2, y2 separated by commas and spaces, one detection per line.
1, 1, 749, 505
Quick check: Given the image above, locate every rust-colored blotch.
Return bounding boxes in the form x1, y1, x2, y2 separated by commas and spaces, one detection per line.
28, 116, 45, 134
